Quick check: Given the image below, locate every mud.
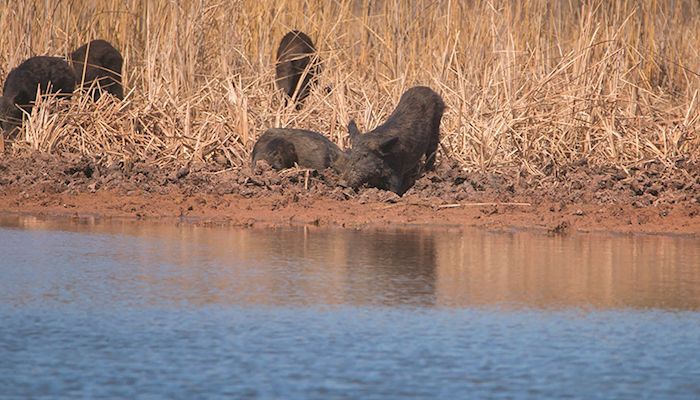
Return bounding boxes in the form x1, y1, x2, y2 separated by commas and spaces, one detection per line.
0, 151, 698, 235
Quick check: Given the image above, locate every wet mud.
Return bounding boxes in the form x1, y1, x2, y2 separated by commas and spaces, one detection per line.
0, 152, 698, 235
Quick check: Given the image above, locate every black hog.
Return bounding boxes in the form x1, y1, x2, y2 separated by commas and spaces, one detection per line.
0, 56, 76, 134
252, 137, 298, 170
252, 128, 346, 171
69, 39, 124, 101
343, 86, 444, 196
275, 30, 320, 107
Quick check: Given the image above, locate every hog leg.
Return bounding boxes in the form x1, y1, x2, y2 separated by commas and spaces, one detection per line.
424, 133, 439, 172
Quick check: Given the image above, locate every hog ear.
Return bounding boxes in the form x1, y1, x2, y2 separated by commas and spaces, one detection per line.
378, 136, 399, 155
347, 120, 361, 146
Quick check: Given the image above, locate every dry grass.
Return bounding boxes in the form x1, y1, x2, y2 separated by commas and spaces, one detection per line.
1, 0, 699, 174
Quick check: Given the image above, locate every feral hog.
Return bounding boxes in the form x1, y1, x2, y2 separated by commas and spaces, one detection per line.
0, 56, 76, 134
252, 128, 346, 171
253, 137, 298, 170
69, 39, 124, 101
275, 30, 320, 106
343, 86, 444, 196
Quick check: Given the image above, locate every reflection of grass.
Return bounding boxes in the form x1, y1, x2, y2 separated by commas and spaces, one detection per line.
2, 0, 699, 174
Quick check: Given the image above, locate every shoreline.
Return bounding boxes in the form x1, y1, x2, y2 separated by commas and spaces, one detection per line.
1, 190, 697, 237
1, 152, 698, 236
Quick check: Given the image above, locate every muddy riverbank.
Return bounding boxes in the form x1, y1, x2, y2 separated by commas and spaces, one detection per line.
0, 151, 698, 235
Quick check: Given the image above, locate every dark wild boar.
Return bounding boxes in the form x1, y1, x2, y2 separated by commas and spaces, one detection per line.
69, 39, 124, 101
275, 30, 320, 107
252, 137, 298, 170
252, 128, 346, 171
0, 56, 76, 134
343, 86, 444, 196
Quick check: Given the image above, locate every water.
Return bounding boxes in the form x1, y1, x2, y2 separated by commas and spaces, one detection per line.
1, 215, 699, 399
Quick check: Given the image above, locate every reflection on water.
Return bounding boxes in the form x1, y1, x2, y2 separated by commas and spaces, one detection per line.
1, 214, 698, 310
436, 229, 700, 310
2, 215, 700, 399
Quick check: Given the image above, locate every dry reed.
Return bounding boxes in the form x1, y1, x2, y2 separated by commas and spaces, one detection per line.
1, 0, 698, 175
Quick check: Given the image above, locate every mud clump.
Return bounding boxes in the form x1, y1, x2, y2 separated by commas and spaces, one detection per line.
0, 151, 698, 234
1, 152, 698, 208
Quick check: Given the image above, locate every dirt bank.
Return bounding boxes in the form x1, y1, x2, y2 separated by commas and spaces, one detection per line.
1, 152, 699, 235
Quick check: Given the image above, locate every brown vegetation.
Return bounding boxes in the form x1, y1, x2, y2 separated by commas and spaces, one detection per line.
0, 0, 698, 171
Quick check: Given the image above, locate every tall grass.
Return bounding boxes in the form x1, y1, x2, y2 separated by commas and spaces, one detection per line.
1, 0, 698, 174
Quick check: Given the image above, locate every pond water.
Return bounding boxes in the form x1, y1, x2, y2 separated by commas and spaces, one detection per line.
1, 215, 699, 399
